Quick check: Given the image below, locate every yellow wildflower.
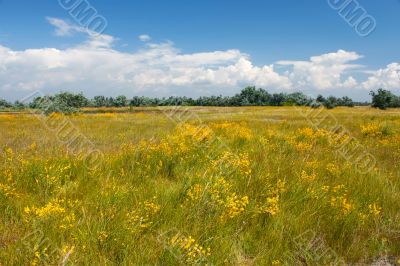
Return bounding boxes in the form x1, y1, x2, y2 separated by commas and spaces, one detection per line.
300, 170, 316, 182
126, 198, 161, 232
98, 231, 109, 243
368, 203, 382, 216
360, 123, 382, 137
169, 234, 211, 263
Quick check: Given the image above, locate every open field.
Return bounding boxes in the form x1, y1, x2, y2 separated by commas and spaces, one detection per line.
1, 106, 400, 265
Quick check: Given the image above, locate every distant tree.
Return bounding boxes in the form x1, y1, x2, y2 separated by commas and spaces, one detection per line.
55, 92, 88, 108
286, 92, 312, 106
370, 89, 396, 110
270, 93, 286, 106
323, 96, 338, 109
234, 86, 271, 106
13, 101, 25, 110
29, 92, 88, 114
29, 97, 42, 109
93, 96, 107, 107
129, 96, 141, 106
316, 95, 326, 103
104, 97, 115, 107
129, 96, 142, 107
391, 95, 400, 107
0, 99, 12, 109
337, 96, 355, 107
309, 101, 322, 108
114, 95, 128, 107
31, 96, 77, 115
315, 94, 354, 108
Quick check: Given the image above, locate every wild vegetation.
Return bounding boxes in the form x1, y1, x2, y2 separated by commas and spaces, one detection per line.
370, 89, 400, 110
1, 106, 399, 265
2, 87, 399, 114
0, 86, 361, 114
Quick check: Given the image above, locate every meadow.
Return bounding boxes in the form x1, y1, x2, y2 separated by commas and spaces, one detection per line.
0, 106, 400, 265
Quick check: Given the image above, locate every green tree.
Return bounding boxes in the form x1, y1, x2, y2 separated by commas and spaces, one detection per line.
0, 99, 12, 109
323, 96, 338, 109
115, 95, 128, 107
93, 96, 107, 107
370, 89, 395, 110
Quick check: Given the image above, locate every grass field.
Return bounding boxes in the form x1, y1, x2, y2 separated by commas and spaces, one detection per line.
1, 106, 400, 265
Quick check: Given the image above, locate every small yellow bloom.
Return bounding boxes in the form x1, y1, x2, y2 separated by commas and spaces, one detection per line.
368, 203, 382, 216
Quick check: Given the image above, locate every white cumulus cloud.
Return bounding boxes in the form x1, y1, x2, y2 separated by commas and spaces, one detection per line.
277, 50, 363, 90
138, 34, 151, 42
0, 18, 398, 100
361, 63, 400, 92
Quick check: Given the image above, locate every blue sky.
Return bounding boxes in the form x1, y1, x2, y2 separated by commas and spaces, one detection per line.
0, 0, 399, 101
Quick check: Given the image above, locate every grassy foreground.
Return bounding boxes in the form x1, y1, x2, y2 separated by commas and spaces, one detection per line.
0, 106, 400, 265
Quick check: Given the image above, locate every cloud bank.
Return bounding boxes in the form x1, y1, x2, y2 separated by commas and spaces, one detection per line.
0, 17, 399, 100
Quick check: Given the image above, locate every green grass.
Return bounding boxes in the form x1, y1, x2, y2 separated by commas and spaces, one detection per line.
0, 107, 400, 265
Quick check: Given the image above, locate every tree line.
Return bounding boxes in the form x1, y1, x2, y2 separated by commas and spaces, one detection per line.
0, 87, 398, 113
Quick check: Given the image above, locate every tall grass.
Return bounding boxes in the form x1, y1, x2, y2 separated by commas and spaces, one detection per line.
0, 107, 399, 265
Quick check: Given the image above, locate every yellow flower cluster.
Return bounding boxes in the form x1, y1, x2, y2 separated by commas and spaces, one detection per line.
360, 123, 382, 137
326, 163, 339, 176
357, 202, 383, 224
211, 151, 252, 177
24, 200, 66, 218
59, 213, 76, 230
220, 194, 249, 221
294, 142, 313, 153
185, 184, 203, 202
97, 231, 109, 243
135, 124, 215, 158
211, 122, 253, 140
126, 198, 161, 232
61, 244, 75, 259
328, 185, 353, 215
41, 162, 72, 186
295, 127, 330, 142
31, 244, 49, 266
176, 124, 214, 143
137, 139, 173, 156
62, 244, 75, 255
0, 183, 18, 198
24, 198, 77, 229
305, 184, 355, 215
298, 127, 315, 139
368, 203, 382, 216
209, 178, 249, 221
275, 179, 287, 194
272, 259, 281, 265
256, 179, 285, 216
300, 170, 317, 182
0, 169, 19, 198
3, 147, 14, 162
257, 195, 280, 216
99, 178, 130, 199
291, 127, 352, 153
286, 128, 322, 153
330, 196, 352, 215
185, 177, 249, 221
169, 234, 211, 263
